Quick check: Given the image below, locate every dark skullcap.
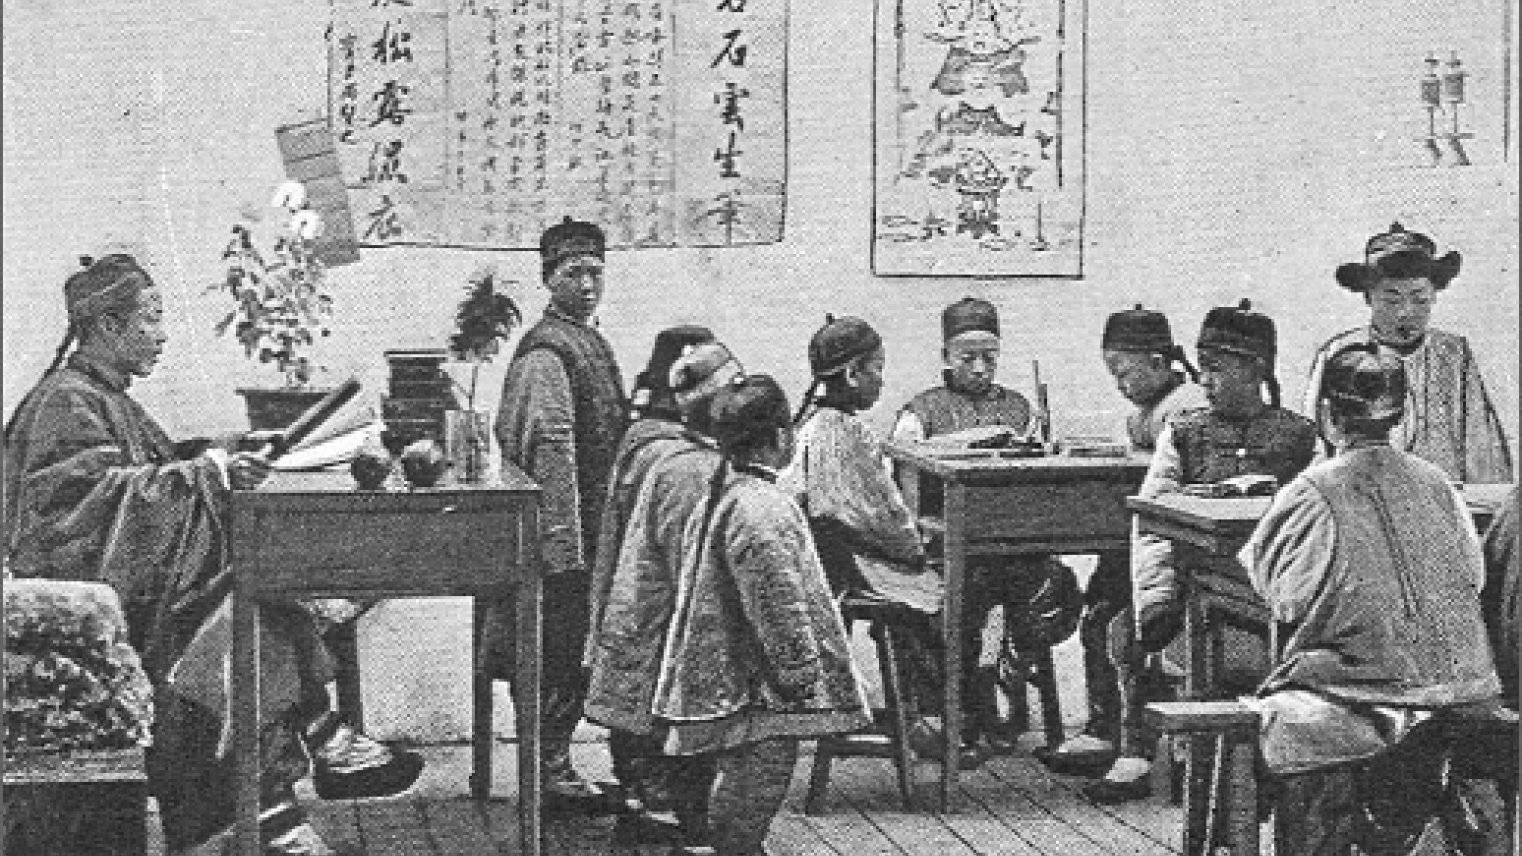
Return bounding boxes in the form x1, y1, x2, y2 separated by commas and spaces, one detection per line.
1319, 343, 1408, 422
64, 254, 151, 325
539, 216, 605, 277
670, 341, 744, 411
637, 325, 715, 394
808, 315, 882, 379
1334, 222, 1462, 293
710, 373, 792, 453
1103, 304, 1176, 353
1197, 299, 1277, 366
942, 297, 1000, 342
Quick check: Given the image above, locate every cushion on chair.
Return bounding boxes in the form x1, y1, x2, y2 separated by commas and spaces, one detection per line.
4, 579, 154, 754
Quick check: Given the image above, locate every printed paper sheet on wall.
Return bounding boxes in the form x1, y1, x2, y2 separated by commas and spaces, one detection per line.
872, 0, 1084, 277
329, 0, 786, 250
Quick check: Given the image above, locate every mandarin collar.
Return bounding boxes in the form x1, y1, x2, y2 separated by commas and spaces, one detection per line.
68, 352, 132, 393
545, 304, 598, 329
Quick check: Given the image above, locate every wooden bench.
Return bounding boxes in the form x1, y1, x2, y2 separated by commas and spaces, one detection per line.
1144, 700, 1261, 856
3, 747, 149, 856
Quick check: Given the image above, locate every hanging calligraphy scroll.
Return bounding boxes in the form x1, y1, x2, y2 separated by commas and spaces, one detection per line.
872, 0, 1085, 277
329, 0, 786, 250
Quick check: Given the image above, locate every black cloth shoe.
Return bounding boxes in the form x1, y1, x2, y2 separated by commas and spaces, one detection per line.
306, 718, 425, 801
1040, 748, 1117, 778
1082, 775, 1152, 804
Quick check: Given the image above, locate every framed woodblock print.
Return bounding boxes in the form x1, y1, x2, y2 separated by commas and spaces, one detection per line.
872, 0, 1085, 277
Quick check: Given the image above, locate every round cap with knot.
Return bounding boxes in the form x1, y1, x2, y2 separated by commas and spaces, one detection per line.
637, 325, 715, 394
942, 297, 1000, 342
808, 315, 882, 378
1197, 299, 1277, 365
710, 374, 791, 453
670, 341, 744, 411
65, 254, 152, 325
1335, 222, 1462, 293
1103, 304, 1177, 354
539, 216, 605, 273
1319, 343, 1408, 422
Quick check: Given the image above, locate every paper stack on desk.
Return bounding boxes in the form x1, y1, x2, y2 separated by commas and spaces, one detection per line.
1061, 436, 1131, 458
270, 390, 384, 471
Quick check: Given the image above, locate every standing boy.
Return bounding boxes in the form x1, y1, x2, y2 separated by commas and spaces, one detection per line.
488, 217, 628, 812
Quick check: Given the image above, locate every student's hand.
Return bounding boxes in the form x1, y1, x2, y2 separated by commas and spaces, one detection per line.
227, 450, 273, 491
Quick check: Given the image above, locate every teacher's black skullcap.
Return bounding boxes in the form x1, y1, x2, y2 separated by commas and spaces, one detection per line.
808, 315, 883, 378
1102, 304, 1176, 353
1197, 299, 1277, 365
942, 297, 1000, 342
64, 254, 152, 324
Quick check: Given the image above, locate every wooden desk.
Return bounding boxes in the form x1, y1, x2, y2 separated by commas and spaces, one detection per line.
885, 444, 1152, 811
1128, 483, 1510, 856
229, 468, 542, 856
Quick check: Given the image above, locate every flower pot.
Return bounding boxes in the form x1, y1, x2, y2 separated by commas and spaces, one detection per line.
237, 387, 333, 432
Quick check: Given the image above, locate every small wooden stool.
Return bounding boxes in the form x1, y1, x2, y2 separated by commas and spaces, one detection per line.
805, 595, 918, 814
1144, 700, 1261, 856
3, 747, 149, 856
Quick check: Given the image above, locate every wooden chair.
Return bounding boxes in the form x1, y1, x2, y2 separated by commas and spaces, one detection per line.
805, 594, 919, 814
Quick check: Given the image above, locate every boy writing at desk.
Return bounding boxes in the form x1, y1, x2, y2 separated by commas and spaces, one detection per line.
1085, 299, 1320, 803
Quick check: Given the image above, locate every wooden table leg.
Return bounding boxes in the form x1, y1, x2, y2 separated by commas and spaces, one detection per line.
232, 593, 263, 856
941, 485, 967, 813
517, 579, 543, 856
471, 597, 493, 800
1181, 575, 1210, 856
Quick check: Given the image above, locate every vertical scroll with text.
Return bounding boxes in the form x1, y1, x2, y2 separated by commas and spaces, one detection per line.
329, 0, 787, 250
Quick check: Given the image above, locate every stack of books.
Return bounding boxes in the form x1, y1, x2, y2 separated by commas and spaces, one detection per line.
382, 349, 462, 450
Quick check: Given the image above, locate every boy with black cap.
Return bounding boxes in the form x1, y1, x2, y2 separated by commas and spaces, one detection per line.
1043, 305, 1208, 774
1243, 343, 1505, 855
892, 297, 1084, 755
782, 316, 987, 765
657, 374, 869, 856
487, 217, 628, 813
586, 333, 744, 851
1305, 222, 1512, 484
1085, 299, 1319, 803
585, 325, 715, 830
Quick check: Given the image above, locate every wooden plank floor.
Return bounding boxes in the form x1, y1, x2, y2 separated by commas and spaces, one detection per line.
254, 734, 1193, 856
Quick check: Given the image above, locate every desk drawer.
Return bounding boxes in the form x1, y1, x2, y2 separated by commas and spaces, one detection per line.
236, 509, 524, 596
960, 480, 1133, 545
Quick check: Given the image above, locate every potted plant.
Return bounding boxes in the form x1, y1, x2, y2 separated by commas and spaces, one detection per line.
443, 266, 521, 481
211, 180, 336, 431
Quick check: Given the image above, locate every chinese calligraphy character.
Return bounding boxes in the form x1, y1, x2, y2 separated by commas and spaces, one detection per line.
369, 80, 412, 126
365, 140, 410, 183
714, 131, 743, 177
371, 22, 414, 63
710, 28, 747, 67
715, 82, 749, 130
362, 195, 404, 241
